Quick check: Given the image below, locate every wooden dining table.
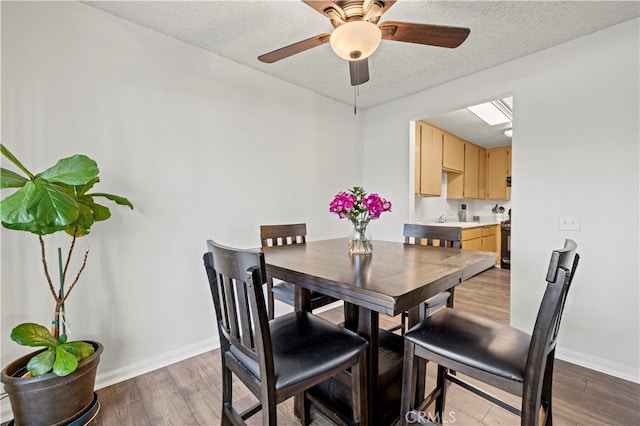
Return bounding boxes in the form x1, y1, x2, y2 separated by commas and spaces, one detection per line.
263, 237, 496, 426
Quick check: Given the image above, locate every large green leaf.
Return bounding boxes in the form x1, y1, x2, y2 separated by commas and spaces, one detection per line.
38, 155, 98, 186
67, 201, 95, 236
29, 181, 81, 226
89, 192, 134, 209
52, 346, 78, 376
0, 168, 28, 189
60, 341, 95, 361
2, 220, 64, 235
11, 323, 58, 348
1, 180, 80, 233
1, 144, 34, 178
89, 202, 111, 222
0, 181, 37, 225
26, 349, 55, 376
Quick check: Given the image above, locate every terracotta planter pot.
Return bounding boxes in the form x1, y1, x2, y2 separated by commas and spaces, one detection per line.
1, 341, 103, 426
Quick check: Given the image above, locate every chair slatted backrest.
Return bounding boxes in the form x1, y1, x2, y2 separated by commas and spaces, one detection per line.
203, 240, 270, 365
403, 223, 462, 248
522, 239, 579, 424
260, 223, 306, 248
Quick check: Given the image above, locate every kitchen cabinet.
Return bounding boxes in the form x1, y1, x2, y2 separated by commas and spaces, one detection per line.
481, 224, 499, 255
462, 224, 501, 265
415, 122, 510, 202
461, 227, 483, 251
486, 146, 511, 200
478, 147, 487, 199
463, 142, 480, 198
446, 172, 464, 199
414, 121, 443, 196
442, 133, 465, 172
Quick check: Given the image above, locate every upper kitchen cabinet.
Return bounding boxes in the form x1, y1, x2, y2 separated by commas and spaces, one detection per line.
414, 120, 511, 200
442, 133, 465, 173
478, 148, 487, 199
463, 142, 480, 198
415, 121, 443, 196
486, 146, 511, 200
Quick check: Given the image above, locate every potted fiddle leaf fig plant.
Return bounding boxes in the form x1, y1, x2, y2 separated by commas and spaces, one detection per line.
0, 143, 133, 425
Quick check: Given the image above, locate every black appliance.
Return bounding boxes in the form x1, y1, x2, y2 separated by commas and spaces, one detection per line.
500, 217, 511, 269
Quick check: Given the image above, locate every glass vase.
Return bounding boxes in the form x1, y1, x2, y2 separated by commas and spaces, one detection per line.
349, 220, 372, 255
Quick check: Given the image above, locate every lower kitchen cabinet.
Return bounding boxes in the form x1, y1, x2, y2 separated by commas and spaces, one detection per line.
462, 224, 501, 265
462, 227, 483, 251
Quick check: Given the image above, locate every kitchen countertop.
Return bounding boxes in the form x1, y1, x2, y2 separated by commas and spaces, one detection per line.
422, 221, 502, 228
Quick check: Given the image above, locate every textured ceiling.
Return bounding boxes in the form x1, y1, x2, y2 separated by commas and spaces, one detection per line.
83, 0, 639, 147
84, 1, 639, 109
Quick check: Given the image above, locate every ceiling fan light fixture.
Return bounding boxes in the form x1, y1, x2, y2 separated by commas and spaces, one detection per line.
330, 21, 381, 61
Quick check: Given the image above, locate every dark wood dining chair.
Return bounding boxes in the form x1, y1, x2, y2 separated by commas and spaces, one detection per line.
203, 239, 369, 426
400, 239, 579, 426
260, 223, 337, 319
395, 224, 463, 334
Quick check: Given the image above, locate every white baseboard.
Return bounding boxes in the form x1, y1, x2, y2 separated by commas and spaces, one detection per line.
94, 337, 219, 390
556, 347, 640, 384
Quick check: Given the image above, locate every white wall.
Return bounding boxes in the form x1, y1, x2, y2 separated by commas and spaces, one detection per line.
1, 2, 362, 418
362, 19, 639, 382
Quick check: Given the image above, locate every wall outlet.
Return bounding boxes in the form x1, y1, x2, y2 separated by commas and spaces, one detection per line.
559, 215, 580, 231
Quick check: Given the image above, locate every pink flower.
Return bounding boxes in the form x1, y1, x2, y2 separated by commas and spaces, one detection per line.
363, 193, 392, 219
329, 192, 357, 217
329, 186, 391, 223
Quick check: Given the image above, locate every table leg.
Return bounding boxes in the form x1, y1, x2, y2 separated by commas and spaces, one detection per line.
408, 304, 427, 406
358, 307, 378, 423
344, 302, 359, 330
293, 287, 312, 418
294, 286, 312, 312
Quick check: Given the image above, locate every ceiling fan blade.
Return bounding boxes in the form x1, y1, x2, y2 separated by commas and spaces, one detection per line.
301, 1, 346, 21
379, 21, 470, 48
258, 33, 331, 63
349, 58, 370, 86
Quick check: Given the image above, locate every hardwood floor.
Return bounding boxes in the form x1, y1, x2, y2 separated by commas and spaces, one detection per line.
92, 267, 640, 425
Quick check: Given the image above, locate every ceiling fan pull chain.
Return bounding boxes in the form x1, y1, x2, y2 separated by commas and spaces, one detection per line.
353, 58, 359, 115
354, 85, 358, 115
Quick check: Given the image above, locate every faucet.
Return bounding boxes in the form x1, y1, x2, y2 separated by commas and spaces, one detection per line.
437, 213, 449, 223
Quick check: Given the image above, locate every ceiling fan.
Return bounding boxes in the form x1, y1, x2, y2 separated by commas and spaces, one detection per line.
258, 0, 470, 86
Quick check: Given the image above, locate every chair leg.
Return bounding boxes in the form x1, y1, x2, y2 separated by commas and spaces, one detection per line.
446, 287, 455, 309
221, 363, 233, 426
351, 351, 368, 426
221, 405, 232, 426
541, 354, 555, 426
301, 392, 312, 426
266, 277, 275, 320
222, 363, 233, 409
434, 364, 448, 424
261, 392, 277, 426
400, 340, 418, 426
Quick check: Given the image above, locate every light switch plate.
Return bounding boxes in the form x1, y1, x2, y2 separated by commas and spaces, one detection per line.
559, 215, 580, 231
